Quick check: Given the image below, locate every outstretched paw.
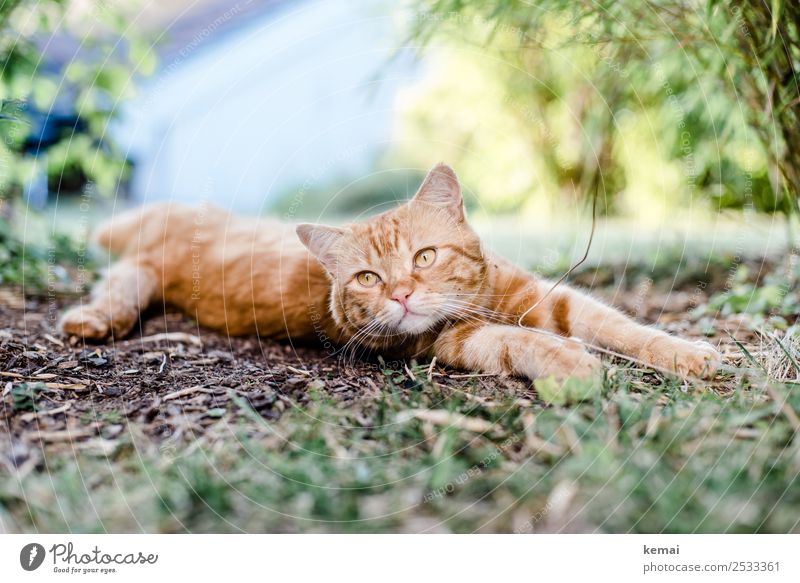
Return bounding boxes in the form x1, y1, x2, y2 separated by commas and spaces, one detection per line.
540, 341, 602, 381
640, 336, 721, 379
59, 306, 111, 341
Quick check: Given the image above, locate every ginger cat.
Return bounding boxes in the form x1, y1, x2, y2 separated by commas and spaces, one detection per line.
61, 164, 721, 381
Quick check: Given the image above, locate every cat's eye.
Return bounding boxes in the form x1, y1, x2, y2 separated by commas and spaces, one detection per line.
356, 271, 380, 287
414, 247, 437, 268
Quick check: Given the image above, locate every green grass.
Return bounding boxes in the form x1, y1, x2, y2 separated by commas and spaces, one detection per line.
2, 359, 798, 533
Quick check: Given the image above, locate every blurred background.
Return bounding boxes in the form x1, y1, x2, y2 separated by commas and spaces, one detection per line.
0, 0, 797, 290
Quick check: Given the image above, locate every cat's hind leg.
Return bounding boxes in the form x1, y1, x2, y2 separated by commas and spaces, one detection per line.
60, 260, 160, 341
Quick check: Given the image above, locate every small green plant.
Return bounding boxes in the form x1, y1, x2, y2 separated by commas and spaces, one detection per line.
533, 375, 600, 406
11, 383, 46, 412
703, 263, 799, 326
0, 217, 97, 290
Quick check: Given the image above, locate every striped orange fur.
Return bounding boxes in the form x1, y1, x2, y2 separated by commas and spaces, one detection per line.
61, 164, 721, 381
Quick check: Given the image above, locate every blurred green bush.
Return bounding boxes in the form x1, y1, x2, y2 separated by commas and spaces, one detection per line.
398, 0, 798, 217
0, 0, 151, 291
0, 0, 151, 203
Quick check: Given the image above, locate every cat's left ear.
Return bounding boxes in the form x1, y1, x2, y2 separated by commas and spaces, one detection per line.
412, 163, 464, 221
296, 223, 346, 271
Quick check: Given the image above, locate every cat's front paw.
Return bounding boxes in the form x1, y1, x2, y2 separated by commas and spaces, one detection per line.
639, 335, 721, 379
60, 306, 111, 340
539, 342, 602, 381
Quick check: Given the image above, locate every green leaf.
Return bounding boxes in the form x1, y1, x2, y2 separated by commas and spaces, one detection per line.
11, 382, 47, 412
535, 375, 600, 405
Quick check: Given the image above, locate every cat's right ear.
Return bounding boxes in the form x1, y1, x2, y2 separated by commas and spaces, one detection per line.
412, 163, 464, 221
296, 223, 346, 271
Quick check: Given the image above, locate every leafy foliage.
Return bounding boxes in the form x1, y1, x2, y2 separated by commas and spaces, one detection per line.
0, 0, 152, 200
0, 1, 147, 291
402, 0, 799, 215
707, 264, 798, 316
0, 216, 96, 291
700, 260, 800, 332
0, 218, 48, 286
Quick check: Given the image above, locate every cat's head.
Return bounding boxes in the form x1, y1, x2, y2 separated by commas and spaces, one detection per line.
297, 164, 487, 340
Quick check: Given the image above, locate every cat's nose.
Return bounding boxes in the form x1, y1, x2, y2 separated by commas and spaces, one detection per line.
390, 286, 414, 306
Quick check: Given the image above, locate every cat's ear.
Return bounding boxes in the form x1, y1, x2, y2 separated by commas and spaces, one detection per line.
412, 163, 464, 221
296, 223, 346, 270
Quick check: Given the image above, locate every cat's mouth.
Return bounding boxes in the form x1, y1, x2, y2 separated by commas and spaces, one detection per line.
395, 312, 432, 334
379, 297, 447, 335
400, 306, 423, 318
389, 306, 444, 335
